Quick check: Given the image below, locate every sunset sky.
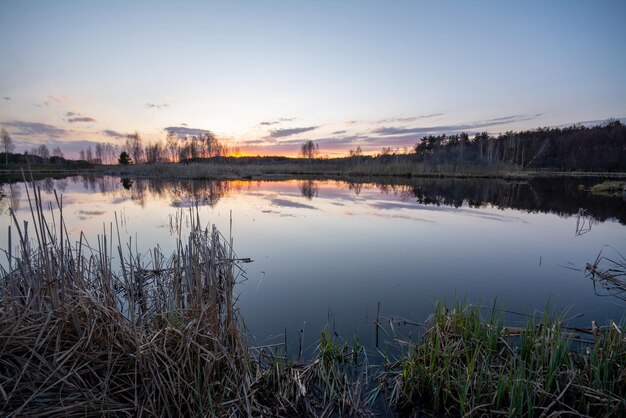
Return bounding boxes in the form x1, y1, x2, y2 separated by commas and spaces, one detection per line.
1, 0, 625, 158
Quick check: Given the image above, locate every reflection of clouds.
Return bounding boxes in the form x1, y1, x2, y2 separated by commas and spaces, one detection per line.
270, 197, 316, 210
78, 210, 107, 216
368, 211, 436, 223
262, 209, 298, 218
369, 201, 525, 223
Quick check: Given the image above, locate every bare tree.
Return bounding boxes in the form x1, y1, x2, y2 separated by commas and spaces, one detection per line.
165, 131, 178, 162
95, 143, 104, 163
144, 141, 165, 164
80, 149, 86, 160
126, 132, 143, 164
86, 146, 93, 163
349, 146, 363, 157
1, 128, 14, 164
300, 140, 319, 160
33, 144, 50, 160
51, 146, 64, 158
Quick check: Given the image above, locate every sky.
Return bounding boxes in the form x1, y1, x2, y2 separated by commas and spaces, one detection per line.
1, 0, 625, 158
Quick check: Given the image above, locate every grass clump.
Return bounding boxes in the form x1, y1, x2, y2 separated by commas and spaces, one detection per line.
590, 180, 626, 195
383, 302, 626, 417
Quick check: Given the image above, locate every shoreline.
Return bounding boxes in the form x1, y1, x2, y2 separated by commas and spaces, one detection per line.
2, 163, 626, 183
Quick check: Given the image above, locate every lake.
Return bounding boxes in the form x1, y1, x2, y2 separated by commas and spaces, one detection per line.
1, 175, 625, 354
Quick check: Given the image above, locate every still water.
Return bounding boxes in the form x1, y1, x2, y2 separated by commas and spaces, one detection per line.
1, 175, 625, 351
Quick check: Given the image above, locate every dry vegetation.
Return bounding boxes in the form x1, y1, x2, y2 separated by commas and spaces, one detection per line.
1, 177, 625, 417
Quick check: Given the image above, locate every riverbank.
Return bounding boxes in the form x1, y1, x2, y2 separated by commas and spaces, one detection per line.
3, 160, 626, 183
1, 179, 624, 416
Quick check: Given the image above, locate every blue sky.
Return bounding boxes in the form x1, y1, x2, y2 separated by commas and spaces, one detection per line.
1, 0, 625, 157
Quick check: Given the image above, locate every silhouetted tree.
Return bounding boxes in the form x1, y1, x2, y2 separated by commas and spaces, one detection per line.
166, 131, 178, 162
51, 146, 64, 158
1, 128, 14, 164
118, 151, 132, 165
300, 140, 319, 159
126, 132, 143, 164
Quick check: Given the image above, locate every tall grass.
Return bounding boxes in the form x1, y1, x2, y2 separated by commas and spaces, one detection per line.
1, 175, 624, 416
108, 159, 526, 181
0, 175, 373, 416
383, 301, 626, 417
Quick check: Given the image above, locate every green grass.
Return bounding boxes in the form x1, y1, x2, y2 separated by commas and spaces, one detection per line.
383, 301, 626, 417
590, 180, 626, 195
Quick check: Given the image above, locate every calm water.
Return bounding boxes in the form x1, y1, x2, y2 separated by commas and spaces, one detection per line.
1, 175, 625, 352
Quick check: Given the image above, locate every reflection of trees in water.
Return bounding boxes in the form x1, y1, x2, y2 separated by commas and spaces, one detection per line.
348, 182, 362, 196
0, 183, 22, 213
376, 177, 626, 225
334, 177, 626, 225
299, 180, 319, 200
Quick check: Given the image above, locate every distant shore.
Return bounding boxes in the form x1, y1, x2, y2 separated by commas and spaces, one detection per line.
2, 162, 626, 183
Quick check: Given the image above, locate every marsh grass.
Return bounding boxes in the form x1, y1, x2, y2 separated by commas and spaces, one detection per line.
590, 181, 626, 195
382, 301, 626, 417
108, 160, 527, 181
0, 174, 370, 416
1, 174, 625, 417
586, 246, 626, 301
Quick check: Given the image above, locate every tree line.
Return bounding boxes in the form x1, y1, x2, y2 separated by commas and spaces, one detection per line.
2, 119, 625, 172
410, 119, 625, 171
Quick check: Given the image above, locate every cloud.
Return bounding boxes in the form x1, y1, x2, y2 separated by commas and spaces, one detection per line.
163, 126, 211, 136
3, 97, 10, 101
102, 129, 125, 138
66, 111, 76, 117
43, 95, 69, 106
181, 123, 188, 126
146, 103, 169, 109
67, 116, 97, 123
269, 126, 318, 138
373, 114, 542, 136
377, 112, 445, 124
332, 130, 347, 135
1, 120, 68, 137
260, 117, 296, 126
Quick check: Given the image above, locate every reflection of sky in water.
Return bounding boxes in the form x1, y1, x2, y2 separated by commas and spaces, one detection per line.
1, 177, 625, 352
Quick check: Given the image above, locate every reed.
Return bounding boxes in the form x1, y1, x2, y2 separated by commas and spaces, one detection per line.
2, 175, 625, 416
0, 174, 374, 416
382, 301, 626, 417
0, 173, 258, 416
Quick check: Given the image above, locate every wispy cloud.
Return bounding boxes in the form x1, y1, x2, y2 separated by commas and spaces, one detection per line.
163, 126, 211, 136
181, 122, 188, 126
67, 116, 97, 123
1, 120, 68, 137
260, 117, 296, 126
146, 103, 169, 109
102, 129, 125, 138
269, 126, 318, 138
373, 114, 542, 136
376, 112, 445, 124
43, 94, 69, 106
332, 130, 347, 135
3, 97, 10, 101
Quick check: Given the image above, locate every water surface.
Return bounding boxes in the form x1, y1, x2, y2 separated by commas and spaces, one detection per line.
1, 176, 624, 352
